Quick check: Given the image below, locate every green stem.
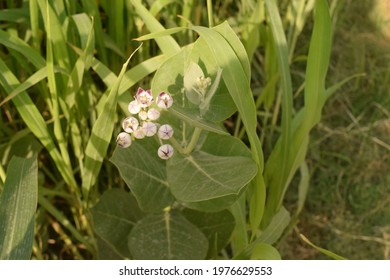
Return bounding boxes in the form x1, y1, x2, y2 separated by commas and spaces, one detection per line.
207, 0, 213, 28
183, 127, 202, 154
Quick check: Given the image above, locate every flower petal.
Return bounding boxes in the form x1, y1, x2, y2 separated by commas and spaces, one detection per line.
158, 144, 174, 159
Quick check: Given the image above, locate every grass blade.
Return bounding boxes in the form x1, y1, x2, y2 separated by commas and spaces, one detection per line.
0, 29, 45, 68
300, 234, 346, 260
128, 0, 180, 56
0, 66, 62, 108
262, 0, 294, 227
81, 45, 142, 201
0, 156, 38, 260
0, 60, 78, 190
262, 0, 332, 227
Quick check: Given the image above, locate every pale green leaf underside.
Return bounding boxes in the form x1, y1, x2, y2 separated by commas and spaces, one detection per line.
91, 189, 144, 259
128, 211, 208, 260
183, 209, 235, 258
110, 139, 175, 213
168, 151, 257, 202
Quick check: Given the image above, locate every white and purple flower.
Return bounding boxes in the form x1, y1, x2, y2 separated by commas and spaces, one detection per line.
116, 87, 175, 160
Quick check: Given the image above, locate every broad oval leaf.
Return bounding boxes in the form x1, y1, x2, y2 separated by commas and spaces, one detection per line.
91, 189, 144, 259
168, 151, 256, 202
167, 133, 257, 209
110, 138, 175, 213
128, 210, 208, 260
183, 209, 235, 258
182, 193, 241, 213
250, 243, 281, 260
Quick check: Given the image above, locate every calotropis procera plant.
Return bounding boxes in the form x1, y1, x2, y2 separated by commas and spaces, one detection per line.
96, 54, 259, 259
91, 0, 334, 260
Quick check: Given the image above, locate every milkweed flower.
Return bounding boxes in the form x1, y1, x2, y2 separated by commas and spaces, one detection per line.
122, 116, 139, 133
156, 92, 173, 109
128, 100, 141, 114
147, 108, 160, 121
116, 132, 132, 148
157, 144, 174, 159
116, 87, 175, 160
135, 88, 153, 108
142, 122, 157, 137
158, 124, 174, 140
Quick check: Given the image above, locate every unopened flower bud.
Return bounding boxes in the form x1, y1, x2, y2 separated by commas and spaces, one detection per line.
128, 100, 141, 114
122, 116, 139, 133
158, 124, 174, 140
158, 144, 174, 159
142, 122, 157, 137
147, 108, 160, 121
133, 127, 146, 139
138, 110, 148, 121
116, 132, 132, 148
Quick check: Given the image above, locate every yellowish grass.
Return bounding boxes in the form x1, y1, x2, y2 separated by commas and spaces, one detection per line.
371, 0, 390, 39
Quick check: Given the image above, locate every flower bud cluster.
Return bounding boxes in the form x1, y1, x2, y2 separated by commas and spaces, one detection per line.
116, 87, 175, 160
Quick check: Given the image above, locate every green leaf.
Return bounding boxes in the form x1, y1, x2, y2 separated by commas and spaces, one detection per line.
91, 189, 144, 259
0, 66, 61, 108
250, 243, 281, 260
262, 0, 294, 226
82, 46, 141, 200
183, 61, 205, 105
188, 22, 265, 232
110, 139, 175, 213
0, 156, 38, 260
0, 7, 29, 22
183, 209, 235, 258
0, 29, 45, 68
234, 207, 290, 259
152, 44, 236, 124
168, 134, 257, 208
0, 59, 77, 191
65, 14, 95, 109
262, 0, 332, 227
128, 0, 180, 56
128, 210, 208, 260
169, 105, 229, 135
37, 0, 71, 70
300, 234, 347, 260
256, 206, 291, 245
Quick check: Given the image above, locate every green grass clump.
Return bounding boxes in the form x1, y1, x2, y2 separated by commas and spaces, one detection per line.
280, 0, 390, 260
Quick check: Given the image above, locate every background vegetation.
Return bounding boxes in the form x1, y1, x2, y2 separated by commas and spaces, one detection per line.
281, 0, 390, 259
0, 0, 389, 259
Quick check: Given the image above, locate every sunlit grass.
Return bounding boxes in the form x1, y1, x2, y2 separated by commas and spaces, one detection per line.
280, 0, 390, 259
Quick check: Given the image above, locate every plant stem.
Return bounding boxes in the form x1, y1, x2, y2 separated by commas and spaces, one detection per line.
207, 0, 213, 27
183, 127, 202, 154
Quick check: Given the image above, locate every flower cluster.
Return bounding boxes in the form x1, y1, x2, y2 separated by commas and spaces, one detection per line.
116, 87, 175, 160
